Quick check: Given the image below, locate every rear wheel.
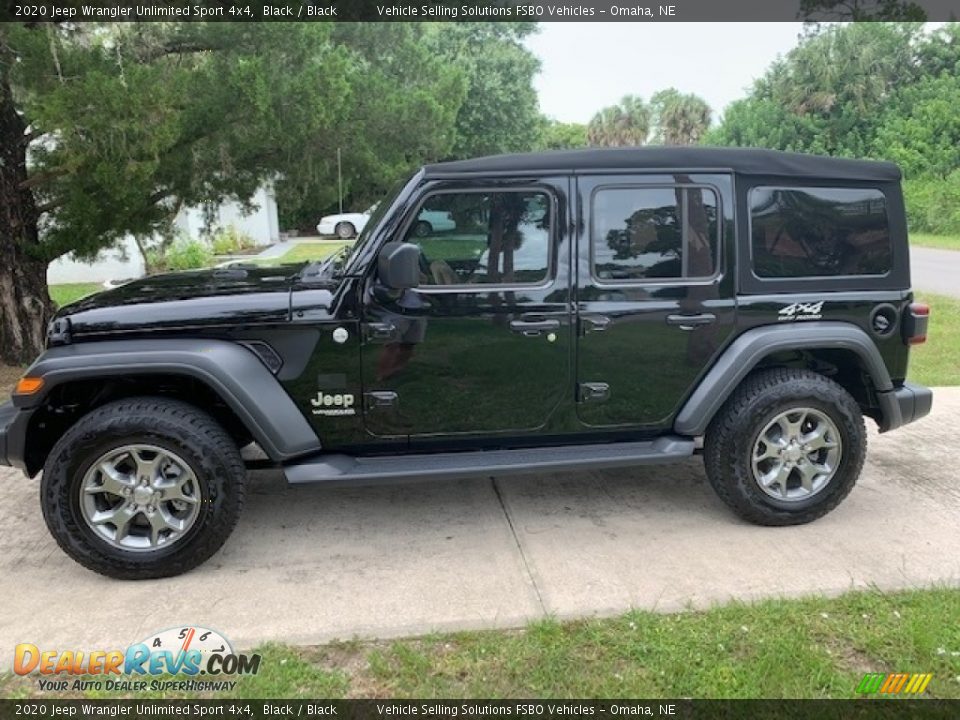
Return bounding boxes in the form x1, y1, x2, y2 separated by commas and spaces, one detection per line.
335, 221, 356, 239
41, 397, 246, 579
704, 368, 866, 526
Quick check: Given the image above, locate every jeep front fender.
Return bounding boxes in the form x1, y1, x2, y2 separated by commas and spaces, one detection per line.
16, 338, 321, 461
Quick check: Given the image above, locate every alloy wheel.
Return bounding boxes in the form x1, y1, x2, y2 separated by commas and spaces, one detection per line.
751, 407, 842, 502
79, 444, 202, 552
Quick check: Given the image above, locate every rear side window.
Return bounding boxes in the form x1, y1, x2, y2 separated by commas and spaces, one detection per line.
750, 187, 891, 278
591, 186, 719, 282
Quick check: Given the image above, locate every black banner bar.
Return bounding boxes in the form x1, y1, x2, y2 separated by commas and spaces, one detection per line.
1, 700, 960, 720
2, 0, 960, 22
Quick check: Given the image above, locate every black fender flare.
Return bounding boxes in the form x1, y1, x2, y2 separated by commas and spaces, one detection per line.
674, 321, 897, 437
16, 338, 321, 461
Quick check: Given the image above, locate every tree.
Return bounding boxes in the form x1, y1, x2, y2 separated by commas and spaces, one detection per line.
650, 89, 712, 145
425, 23, 541, 159
1, 30, 49, 362
798, 0, 926, 21
275, 23, 467, 230
0, 22, 465, 363
710, 23, 923, 158
280, 22, 544, 230
536, 119, 588, 150
873, 73, 960, 179
587, 95, 651, 147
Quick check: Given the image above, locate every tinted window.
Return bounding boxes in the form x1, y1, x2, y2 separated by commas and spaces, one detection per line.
751, 187, 891, 278
403, 191, 550, 286
592, 187, 718, 282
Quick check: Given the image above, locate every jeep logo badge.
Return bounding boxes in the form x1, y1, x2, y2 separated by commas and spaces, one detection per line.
310, 391, 356, 416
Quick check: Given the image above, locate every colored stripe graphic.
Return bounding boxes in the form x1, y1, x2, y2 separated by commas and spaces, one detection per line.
857, 672, 932, 694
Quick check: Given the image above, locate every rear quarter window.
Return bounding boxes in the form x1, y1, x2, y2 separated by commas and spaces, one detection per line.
750, 187, 892, 278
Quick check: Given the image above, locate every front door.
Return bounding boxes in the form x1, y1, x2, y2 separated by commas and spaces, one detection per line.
361, 179, 572, 442
575, 173, 737, 431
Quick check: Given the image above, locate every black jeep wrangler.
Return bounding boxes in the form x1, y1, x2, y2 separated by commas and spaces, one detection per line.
0, 147, 932, 579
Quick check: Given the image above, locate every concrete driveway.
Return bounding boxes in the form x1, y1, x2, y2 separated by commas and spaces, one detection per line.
2, 389, 959, 667
912, 246, 960, 298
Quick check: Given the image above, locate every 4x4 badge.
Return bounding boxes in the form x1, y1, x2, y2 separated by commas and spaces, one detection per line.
778, 301, 824, 322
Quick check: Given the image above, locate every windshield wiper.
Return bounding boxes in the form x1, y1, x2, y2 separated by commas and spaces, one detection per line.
300, 245, 350, 283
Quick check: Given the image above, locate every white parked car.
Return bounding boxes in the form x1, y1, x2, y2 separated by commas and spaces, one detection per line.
318, 205, 456, 239
316, 207, 374, 239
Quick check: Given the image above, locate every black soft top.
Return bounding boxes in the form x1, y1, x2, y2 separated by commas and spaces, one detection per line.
424, 146, 901, 183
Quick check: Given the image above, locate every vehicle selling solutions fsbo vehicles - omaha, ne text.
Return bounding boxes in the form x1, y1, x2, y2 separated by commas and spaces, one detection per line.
0, 147, 932, 579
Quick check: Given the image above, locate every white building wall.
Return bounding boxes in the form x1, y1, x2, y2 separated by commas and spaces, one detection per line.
47, 236, 145, 285
47, 186, 280, 285
175, 186, 280, 247
214, 186, 280, 246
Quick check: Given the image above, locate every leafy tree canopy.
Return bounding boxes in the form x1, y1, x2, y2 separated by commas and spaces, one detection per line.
6, 22, 466, 258
424, 23, 542, 160
708, 21, 960, 235
536, 119, 588, 150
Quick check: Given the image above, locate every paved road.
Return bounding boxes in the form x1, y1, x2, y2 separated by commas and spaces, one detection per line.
912, 246, 960, 298
2, 389, 959, 668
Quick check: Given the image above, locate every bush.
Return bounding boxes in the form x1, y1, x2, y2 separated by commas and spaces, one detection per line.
904, 171, 960, 236
210, 225, 257, 255
163, 239, 214, 271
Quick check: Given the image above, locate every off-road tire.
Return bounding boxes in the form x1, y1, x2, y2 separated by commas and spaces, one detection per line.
703, 368, 866, 526
41, 397, 246, 579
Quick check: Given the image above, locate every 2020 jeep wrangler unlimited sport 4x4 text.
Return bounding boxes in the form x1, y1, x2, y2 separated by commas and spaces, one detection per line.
0, 147, 933, 579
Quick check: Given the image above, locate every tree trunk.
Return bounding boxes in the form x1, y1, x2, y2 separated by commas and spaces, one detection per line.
0, 71, 53, 366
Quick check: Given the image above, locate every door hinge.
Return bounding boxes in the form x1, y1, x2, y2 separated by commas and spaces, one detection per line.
578, 382, 610, 403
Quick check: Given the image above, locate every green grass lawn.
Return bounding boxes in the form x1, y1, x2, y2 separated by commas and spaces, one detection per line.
2, 587, 958, 699
908, 293, 960, 387
48, 282, 103, 308
911, 233, 960, 251
250, 241, 352, 266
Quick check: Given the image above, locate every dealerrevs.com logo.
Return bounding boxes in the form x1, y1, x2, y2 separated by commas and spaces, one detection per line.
14, 626, 261, 693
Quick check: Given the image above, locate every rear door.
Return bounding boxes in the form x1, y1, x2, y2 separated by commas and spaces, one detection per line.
575, 173, 737, 431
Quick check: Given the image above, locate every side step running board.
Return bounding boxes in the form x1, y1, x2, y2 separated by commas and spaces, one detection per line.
283, 436, 695, 485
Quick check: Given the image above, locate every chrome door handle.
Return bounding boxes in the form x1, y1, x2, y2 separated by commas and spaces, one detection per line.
666, 313, 716, 330
509, 319, 560, 336
580, 315, 612, 335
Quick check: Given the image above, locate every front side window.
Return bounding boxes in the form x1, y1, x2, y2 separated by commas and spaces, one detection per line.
591, 186, 719, 282
750, 187, 891, 278
403, 190, 551, 286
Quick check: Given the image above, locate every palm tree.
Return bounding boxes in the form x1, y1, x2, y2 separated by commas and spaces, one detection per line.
587, 95, 651, 147
651, 89, 712, 145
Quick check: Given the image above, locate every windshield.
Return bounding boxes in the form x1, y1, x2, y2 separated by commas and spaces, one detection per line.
342, 179, 409, 276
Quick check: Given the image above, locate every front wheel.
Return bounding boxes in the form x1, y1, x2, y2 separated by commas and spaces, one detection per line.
41, 397, 246, 579
704, 368, 866, 526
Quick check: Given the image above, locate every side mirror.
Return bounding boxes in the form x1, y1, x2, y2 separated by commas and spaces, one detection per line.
377, 241, 420, 290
